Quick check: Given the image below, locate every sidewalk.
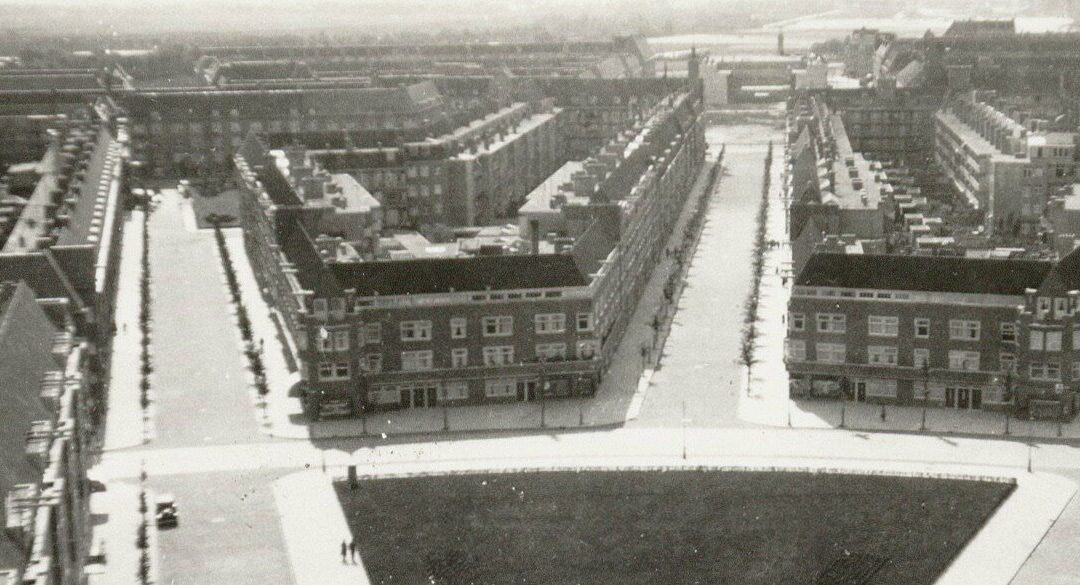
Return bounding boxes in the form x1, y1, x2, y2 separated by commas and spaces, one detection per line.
86, 481, 158, 585
103, 209, 148, 451
225, 153, 721, 440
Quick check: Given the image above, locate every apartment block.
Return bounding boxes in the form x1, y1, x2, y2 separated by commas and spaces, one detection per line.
787, 250, 1080, 419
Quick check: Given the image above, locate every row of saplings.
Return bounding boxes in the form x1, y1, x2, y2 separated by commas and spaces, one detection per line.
739, 141, 773, 381
209, 214, 269, 397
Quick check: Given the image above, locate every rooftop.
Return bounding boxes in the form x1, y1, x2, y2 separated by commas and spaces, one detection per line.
518, 161, 589, 214
796, 253, 1052, 296
330, 254, 587, 297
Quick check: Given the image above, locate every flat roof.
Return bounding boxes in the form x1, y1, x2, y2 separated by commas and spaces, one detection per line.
519, 160, 588, 214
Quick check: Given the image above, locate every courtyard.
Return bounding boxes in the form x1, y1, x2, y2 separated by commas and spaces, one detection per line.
333, 469, 1013, 585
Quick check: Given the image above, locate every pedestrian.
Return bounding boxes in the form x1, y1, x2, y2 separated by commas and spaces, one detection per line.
349, 539, 357, 563
341, 540, 347, 564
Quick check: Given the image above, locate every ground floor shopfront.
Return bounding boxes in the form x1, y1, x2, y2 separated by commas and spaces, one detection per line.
789, 371, 1080, 420
302, 366, 600, 419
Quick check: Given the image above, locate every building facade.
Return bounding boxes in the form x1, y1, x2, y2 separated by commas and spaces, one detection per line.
786, 251, 1080, 419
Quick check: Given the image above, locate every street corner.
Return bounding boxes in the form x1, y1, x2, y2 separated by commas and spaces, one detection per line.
272, 470, 371, 585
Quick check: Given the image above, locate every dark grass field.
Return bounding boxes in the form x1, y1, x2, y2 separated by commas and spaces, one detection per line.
334, 470, 1013, 585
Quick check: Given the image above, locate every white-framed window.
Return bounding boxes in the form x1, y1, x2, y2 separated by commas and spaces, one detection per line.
401, 350, 434, 371
1055, 297, 1069, 318
313, 298, 328, 318
536, 343, 567, 360
999, 353, 1016, 374
483, 316, 513, 337
816, 343, 846, 363
361, 354, 382, 373
450, 318, 467, 339
482, 346, 514, 366
1038, 297, 1051, 317
368, 387, 401, 405
785, 339, 806, 362
1046, 330, 1063, 351
363, 323, 381, 344
577, 339, 599, 360
451, 348, 468, 368
1000, 322, 1017, 343
789, 313, 805, 332
816, 313, 846, 333
535, 313, 567, 334
1031, 330, 1044, 351
1073, 328, 1080, 351
868, 316, 899, 337
317, 329, 333, 352
400, 320, 433, 342
318, 361, 350, 381
867, 345, 898, 365
913, 348, 930, 369
949, 320, 980, 341
484, 379, 516, 398
948, 350, 980, 372
576, 313, 594, 332
914, 318, 930, 339
333, 330, 349, 351
1072, 361, 1080, 382
1030, 362, 1061, 381
438, 381, 469, 401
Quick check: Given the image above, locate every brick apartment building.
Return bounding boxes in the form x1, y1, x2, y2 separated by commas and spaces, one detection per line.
0, 281, 93, 585
236, 87, 704, 418
786, 251, 1080, 419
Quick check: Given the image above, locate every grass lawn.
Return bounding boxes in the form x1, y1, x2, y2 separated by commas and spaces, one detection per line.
334, 470, 1013, 585
190, 188, 241, 228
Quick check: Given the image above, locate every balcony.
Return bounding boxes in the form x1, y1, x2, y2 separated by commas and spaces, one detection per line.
366, 357, 602, 385
24, 420, 53, 470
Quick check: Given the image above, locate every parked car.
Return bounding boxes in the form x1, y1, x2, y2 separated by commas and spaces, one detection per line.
155, 494, 178, 528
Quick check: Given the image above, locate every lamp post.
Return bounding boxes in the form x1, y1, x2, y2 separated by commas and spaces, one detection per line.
681, 400, 688, 460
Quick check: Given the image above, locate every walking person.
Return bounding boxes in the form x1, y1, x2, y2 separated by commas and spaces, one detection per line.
341, 540, 347, 564
349, 539, 357, 563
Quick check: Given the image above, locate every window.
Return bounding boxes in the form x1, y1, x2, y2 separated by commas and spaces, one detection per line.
1072, 362, 1080, 382
1073, 328, 1080, 351
483, 316, 513, 337
361, 354, 382, 373
913, 348, 930, 369
450, 318, 467, 339
484, 379, 516, 398
330, 298, 346, 317
482, 346, 514, 365
451, 348, 468, 368
914, 318, 930, 339
438, 381, 469, 401
816, 343, 846, 363
1000, 322, 1017, 343
401, 350, 434, 371
789, 313, 805, 332
785, 339, 806, 362
868, 316, 899, 337
999, 353, 1016, 374
317, 329, 333, 352
576, 313, 595, 332
400, 320, 433, 342
368, 387, 401, 405
1046, 331, 1063, 351
1056, 297, 1069, 317
296, 330, 308, 351
536, 343, 567, 360
948, 350, 980, 371
863, 379, 898, 398
867, 345, 898, 365
1030, 362, 1061, 381
816, 313, 846, 333
333, 330, 349, 351
1031, 330, 1044, 351
313, 298, 328, 318
577, 340, 599, 359
363, 323, 381, 344
318, 361, 350, 381
1038, 297, 1051, 317
948, 320, 980, 341
535, 313, 567, 334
